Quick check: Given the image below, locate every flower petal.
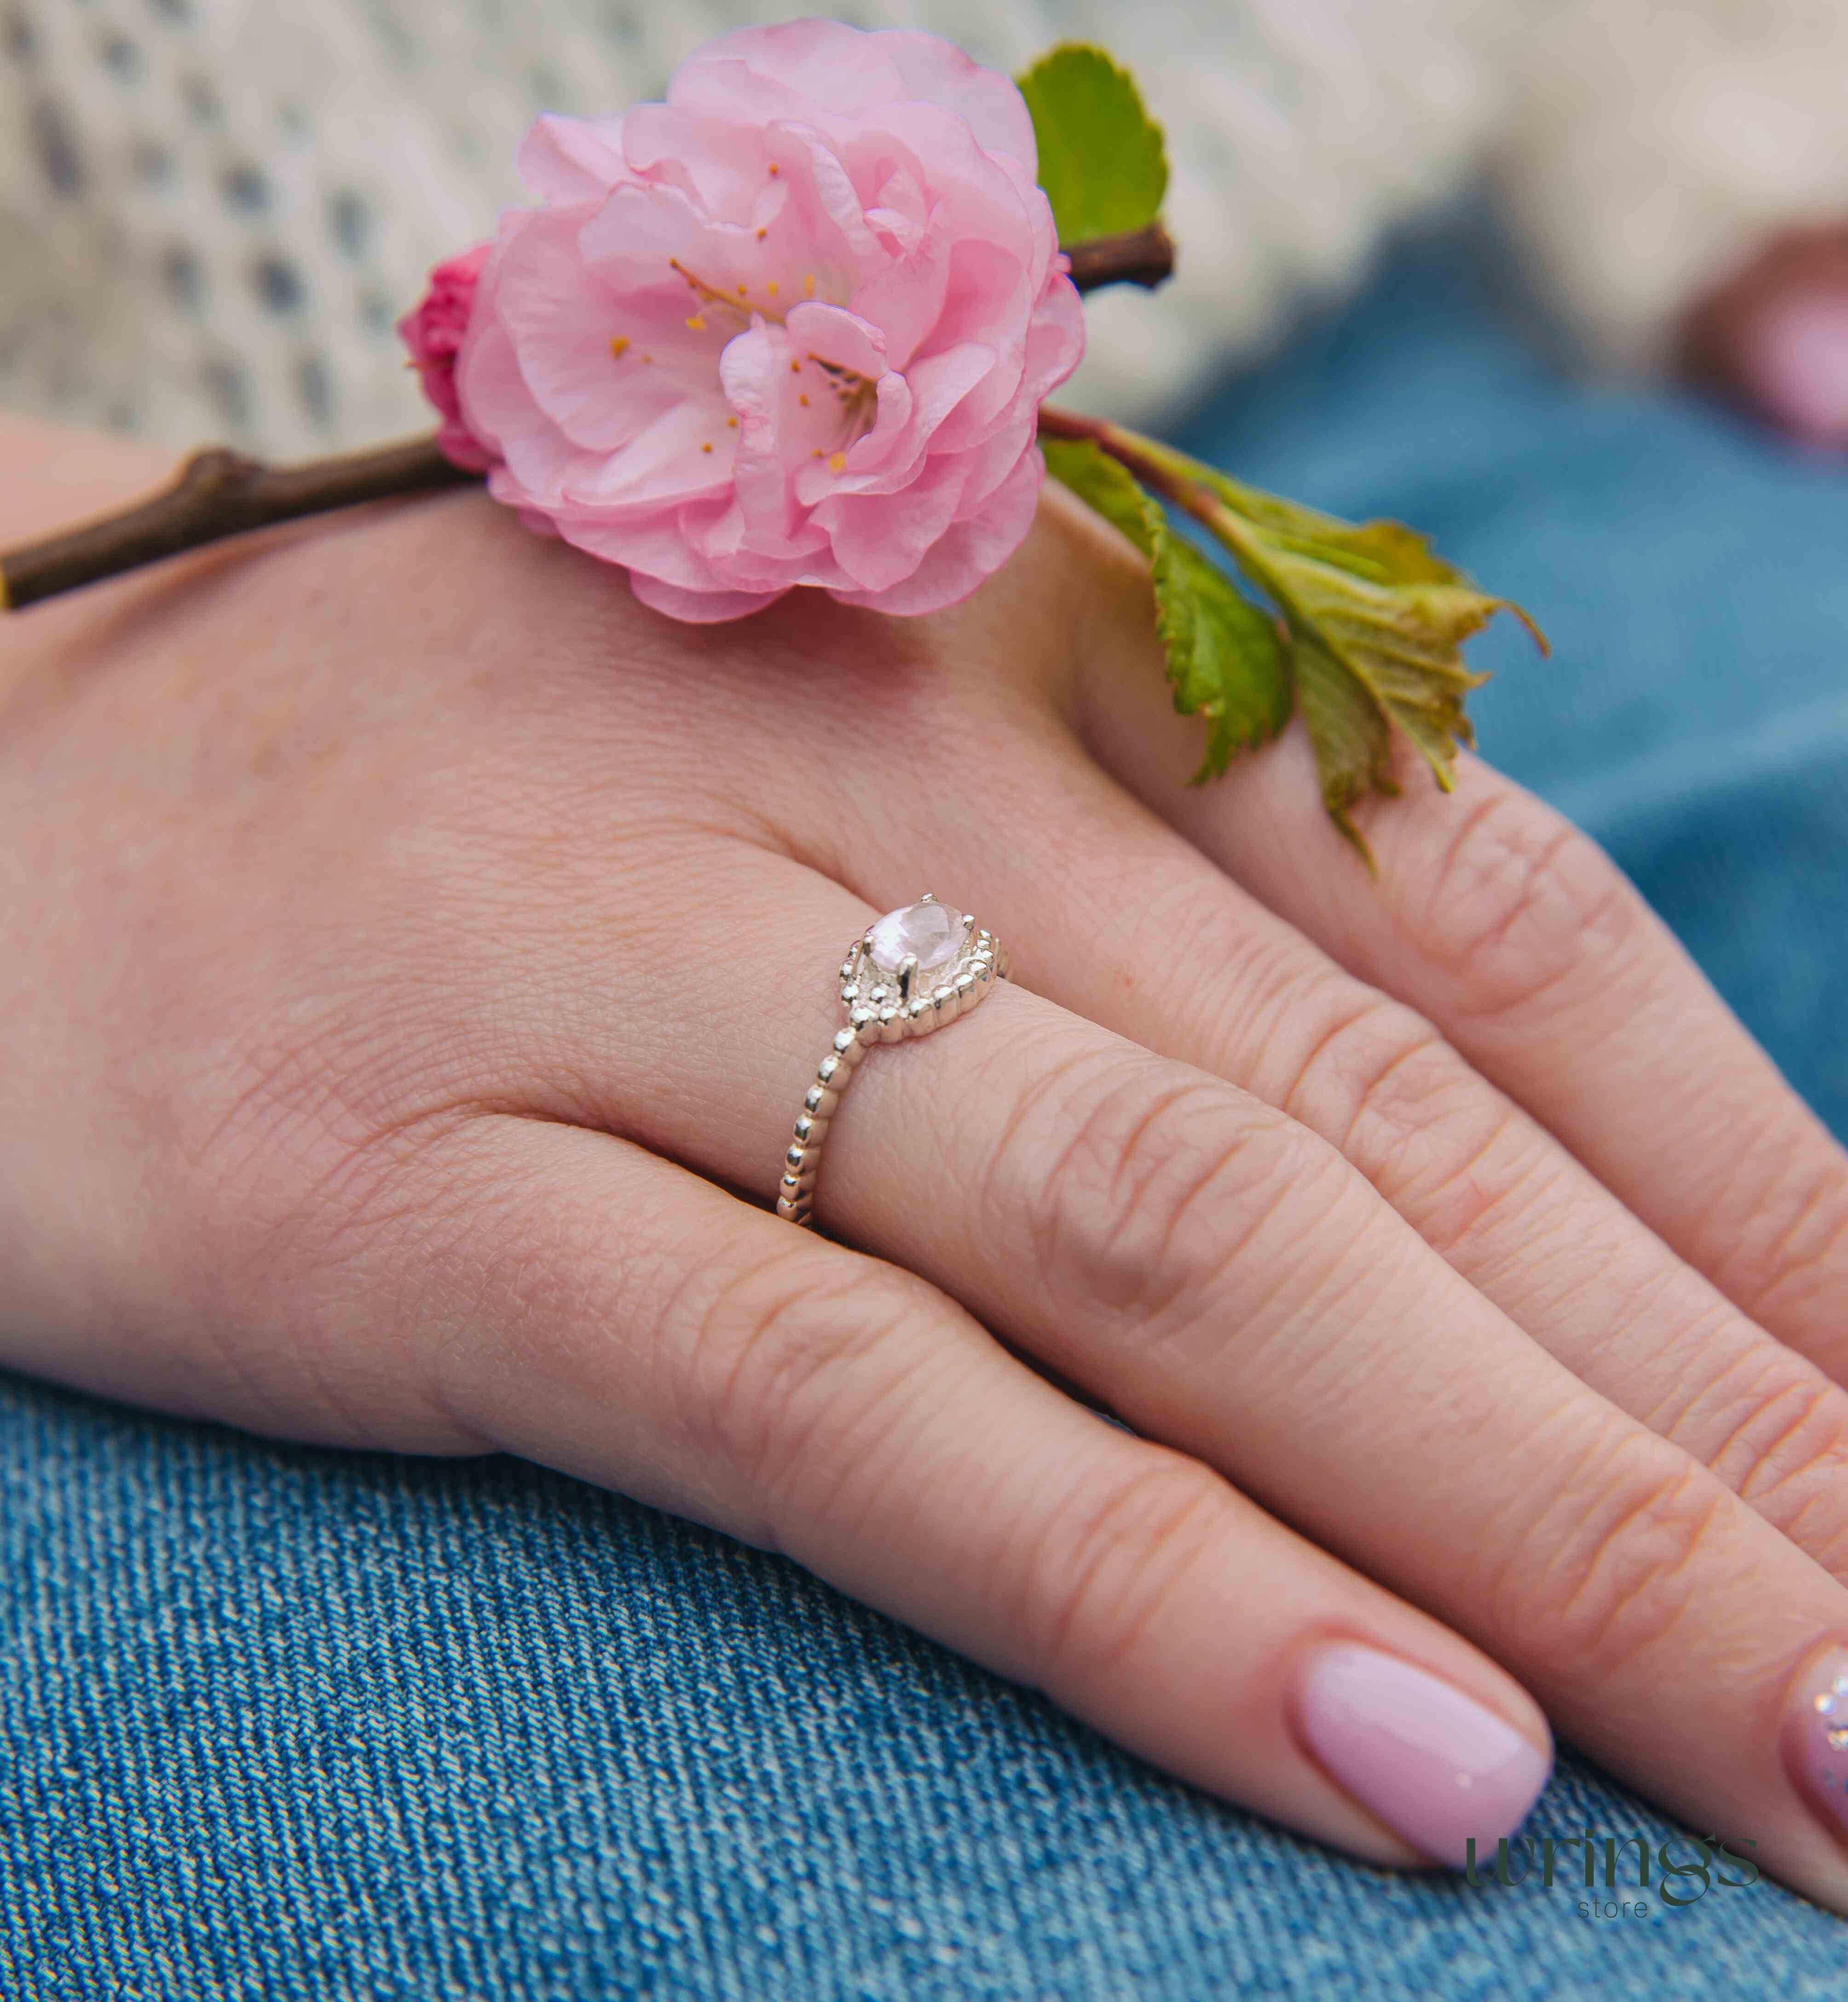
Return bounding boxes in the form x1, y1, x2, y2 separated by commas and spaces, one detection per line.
519, 114, 629, 203
826, 446, 1044, 615
479, 23, 1081, 619
673, 22, 1037, 172
628, 569, 788, 623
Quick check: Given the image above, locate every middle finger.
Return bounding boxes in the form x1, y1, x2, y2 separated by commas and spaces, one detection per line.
793, 701, 1848, 1589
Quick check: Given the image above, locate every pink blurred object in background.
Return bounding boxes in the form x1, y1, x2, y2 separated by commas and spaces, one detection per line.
1743, 289, 1848, 448
1680, 226, 1848, 451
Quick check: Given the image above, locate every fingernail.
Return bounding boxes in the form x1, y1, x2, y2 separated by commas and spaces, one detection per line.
1746, 293, 1848, 443
1291, 1641, 1550, 1869
1781, 1643, 1848, 1843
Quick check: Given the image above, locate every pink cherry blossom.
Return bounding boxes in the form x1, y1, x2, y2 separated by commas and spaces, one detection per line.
453, 19, 1085, 620
398, 244, 496, 473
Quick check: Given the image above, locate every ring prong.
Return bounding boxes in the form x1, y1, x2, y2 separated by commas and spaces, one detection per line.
896, 953, 918, 1002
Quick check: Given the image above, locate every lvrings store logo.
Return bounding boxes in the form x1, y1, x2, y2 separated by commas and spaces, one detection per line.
1462, 1833, 1760, 1915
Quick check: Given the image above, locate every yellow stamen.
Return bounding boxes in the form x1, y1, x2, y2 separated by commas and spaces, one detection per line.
768, 162, 780, 176
701, 442, 713, 453
828, 452, 846, 473
609, 336, 629, 358
726, 416, 738, 428
789, 360, 801, 374
669, 260, 767, 325
803, 273, 816, 297
798, 393, 809, 406
766, 280, 779, 297
686, 314, 706, 331
756, 226, 768, 240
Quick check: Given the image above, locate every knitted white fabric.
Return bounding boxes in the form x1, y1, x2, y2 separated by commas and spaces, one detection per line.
2, 1, 1846, 459
1495, 0, 1848, 371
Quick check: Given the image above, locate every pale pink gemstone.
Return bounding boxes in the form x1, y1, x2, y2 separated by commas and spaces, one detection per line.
866, 901, 963, 975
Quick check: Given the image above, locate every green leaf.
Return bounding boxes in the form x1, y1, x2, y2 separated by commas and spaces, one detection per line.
1198, 473, 1471, 589
1097, 428, 1544, 862
1154, 537, 1292, 779
1290, 630, 1398, 858
1045, 437, 1290, 778
1245, 540, 1537, 859
1042, 434, 1155, 556
1017, 44, 1168, 243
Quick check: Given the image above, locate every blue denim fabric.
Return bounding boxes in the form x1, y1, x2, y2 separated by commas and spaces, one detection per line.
5, 232, 1847, 1999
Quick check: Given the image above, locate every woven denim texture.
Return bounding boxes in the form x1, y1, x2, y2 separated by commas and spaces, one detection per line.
5, 228, 1847, 1998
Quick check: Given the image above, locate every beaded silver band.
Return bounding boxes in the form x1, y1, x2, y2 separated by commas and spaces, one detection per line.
776, 893, 1010, 1228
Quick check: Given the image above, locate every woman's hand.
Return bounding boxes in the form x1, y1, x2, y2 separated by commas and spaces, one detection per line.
7, 415, 1848, 1898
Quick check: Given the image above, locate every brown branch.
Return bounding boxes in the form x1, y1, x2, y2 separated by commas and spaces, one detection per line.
0, 434, 475, 612
1062, 221, 1175, 294
1036, 403, 1213, 524
0, 226, 1172, 613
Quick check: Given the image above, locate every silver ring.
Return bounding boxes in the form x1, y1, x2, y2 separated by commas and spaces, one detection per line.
776, 893, 1011, 1228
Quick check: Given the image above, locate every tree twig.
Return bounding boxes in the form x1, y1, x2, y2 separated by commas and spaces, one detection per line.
1, 231, 1174, 613
0, 435, 474, 611
1036, 403, 1218, 530
1061, 222, 1174, 294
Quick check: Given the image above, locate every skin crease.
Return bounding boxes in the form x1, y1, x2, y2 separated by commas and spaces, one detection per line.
6, 414, 1848, 1902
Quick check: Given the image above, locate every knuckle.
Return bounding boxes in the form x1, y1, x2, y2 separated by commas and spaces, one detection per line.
1413, 784, 1635, 1020
997, 1039, 1335, 1331
1722, 1146, 1848, 1334
1279, 995, 1532, 1251
1694, 1353, 1848, 1566
1011, 1452, 1233, 1690
675, 1244, 936, 1512
1496, 1434, 1730, 1682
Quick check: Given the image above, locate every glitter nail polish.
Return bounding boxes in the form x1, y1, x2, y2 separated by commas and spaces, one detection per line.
1782, 1646, 1848, 1839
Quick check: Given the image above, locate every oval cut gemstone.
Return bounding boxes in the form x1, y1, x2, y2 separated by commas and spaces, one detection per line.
866, 900, 963, 975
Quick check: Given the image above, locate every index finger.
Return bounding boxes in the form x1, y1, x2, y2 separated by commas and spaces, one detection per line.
1073, 614, 1848, 1379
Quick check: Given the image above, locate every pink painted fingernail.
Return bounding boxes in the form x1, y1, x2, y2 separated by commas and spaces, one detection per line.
1745, 292, 1848, 444
1291, 1642, 1551, 1869
1781, 1643, 1848, 1843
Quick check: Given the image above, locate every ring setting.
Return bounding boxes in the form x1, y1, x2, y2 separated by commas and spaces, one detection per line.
777, 894, 1010, 1228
